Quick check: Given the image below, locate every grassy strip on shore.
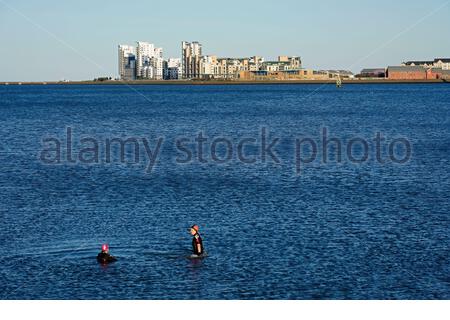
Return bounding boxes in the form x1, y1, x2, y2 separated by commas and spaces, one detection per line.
1, 79, 447, 85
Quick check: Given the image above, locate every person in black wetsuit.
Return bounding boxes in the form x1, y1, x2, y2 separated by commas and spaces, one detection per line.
97, 244, 117, 264
189, 225, 204, 256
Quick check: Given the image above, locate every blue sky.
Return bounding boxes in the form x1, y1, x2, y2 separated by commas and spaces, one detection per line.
0, 0, 449, 81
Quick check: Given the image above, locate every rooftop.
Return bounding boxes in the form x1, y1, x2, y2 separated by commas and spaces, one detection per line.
263, 61, 291, 65
403, 61, 433, 65
434, 58, 450, 63
360, 68, 386, 73
388, 66, 426, 72
434, 69, 450, 75
325, 70, 354, 75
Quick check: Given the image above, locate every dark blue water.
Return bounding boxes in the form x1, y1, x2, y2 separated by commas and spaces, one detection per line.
1, 84, 449, 299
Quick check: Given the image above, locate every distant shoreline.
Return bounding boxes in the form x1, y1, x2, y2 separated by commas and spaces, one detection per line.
1, 79, 447, 86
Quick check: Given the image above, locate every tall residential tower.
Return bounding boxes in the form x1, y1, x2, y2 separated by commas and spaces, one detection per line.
136, 41, 155, 79
181, 41, 202, 79
118, 45, 136, 80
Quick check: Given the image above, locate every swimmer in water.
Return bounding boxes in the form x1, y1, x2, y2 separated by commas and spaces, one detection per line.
97, 244, 117, 264
189, 225, 204, 256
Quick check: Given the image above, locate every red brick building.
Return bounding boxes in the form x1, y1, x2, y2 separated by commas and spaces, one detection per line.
387, 66, 427, 80
427, 68, 450, 80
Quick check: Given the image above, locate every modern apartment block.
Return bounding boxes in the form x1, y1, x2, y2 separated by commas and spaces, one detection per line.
153, 47, 164, 80
261, 56, 302, 72
197, 53, 301, 79
118, 45, 136, 80
136, 41, 154, 79
164, 58, 182, 80
136, 42, 164, 80
118, 41, 168, 80
249, 56, 264, 71
199, 55, 219, 77
118, 40, 305, 81
181, 41, 202, 79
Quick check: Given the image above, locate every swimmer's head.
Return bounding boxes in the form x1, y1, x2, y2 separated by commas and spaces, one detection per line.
189, 225, 199, 235
101, 244, 109, 253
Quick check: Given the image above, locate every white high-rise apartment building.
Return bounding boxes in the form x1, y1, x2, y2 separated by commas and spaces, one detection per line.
134, 42, 165, 80
119, 41, 165, 80
182, 41, 202, 79
153, 47, 164, 80
118, 45, 136, 80
136, 41, 155, 79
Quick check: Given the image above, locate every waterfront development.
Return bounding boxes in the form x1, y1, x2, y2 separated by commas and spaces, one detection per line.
117, 41, 450, 82
2, 41, 448, 85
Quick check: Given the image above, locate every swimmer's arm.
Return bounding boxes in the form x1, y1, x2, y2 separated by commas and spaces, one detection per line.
197, 244, 202, 254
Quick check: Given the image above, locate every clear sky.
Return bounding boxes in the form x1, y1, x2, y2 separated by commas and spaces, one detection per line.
0, 0, 449, 81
